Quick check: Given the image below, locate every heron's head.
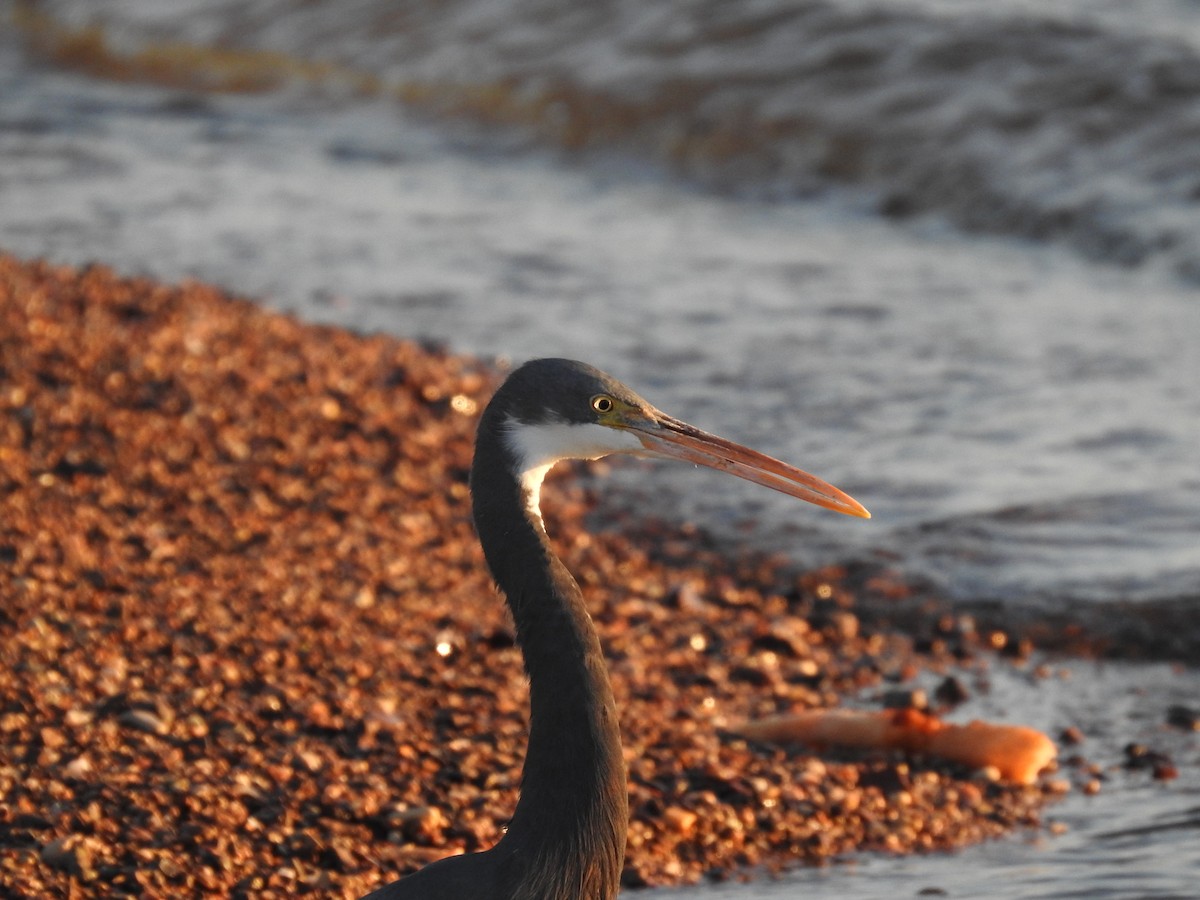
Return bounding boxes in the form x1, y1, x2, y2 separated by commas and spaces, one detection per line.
485, 358, 869, 519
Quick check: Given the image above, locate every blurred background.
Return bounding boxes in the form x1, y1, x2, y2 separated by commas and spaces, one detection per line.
2, 1, 1197, 896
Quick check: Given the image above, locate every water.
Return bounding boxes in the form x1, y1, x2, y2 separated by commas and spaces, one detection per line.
642, 660, 1200, 899
1, 2, 1198, 896
2, 20, 1197, 617
20, 0, 1200, 280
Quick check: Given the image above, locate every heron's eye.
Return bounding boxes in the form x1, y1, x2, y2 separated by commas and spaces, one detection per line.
591, 395, 614, 414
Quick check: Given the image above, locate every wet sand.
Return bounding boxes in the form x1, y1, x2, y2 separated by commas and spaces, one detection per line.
1, 255, 1059, 897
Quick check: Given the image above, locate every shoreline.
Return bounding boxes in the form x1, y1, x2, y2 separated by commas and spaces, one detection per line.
0, 253, 1096, 896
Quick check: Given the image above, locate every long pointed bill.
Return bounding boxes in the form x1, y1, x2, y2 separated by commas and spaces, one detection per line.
630, 414, 870, 519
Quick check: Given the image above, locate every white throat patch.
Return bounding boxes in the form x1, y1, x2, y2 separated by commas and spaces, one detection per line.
503, 419, 644, 522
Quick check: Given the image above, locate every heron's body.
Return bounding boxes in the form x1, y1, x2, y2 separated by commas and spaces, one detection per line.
366, 359, 868, 900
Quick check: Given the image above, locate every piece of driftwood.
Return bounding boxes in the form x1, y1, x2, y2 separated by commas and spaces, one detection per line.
734, 708, 1057, 785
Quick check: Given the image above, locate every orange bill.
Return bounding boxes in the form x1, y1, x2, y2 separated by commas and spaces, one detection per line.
628, 412, 870, 519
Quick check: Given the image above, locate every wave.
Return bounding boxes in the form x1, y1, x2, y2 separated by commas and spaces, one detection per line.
15, 0, 1200, 278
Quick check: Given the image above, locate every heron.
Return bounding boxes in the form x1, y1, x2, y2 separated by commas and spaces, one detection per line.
365, 358, 869, 900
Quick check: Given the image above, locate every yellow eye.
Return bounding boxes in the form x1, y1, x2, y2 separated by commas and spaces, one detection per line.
591, 394, 614, 414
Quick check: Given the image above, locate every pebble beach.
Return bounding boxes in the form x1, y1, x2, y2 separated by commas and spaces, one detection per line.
0, 256, 1062, 898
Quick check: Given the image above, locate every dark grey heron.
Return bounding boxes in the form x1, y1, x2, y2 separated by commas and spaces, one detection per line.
365, 358, 869, 900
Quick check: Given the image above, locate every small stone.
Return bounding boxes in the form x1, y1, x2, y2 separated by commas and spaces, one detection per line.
62, 755, 93, 779
40, 835, 97, 878
1166, 705, 1199, 731
663, 806, 698, 835
64, 709, 93, 728
118, 709, 168, 735
387, 805, 449, 842
1059, 726, 1085, 746
1152, 761, 1179, 781
354, 584, 376, 609
159, 857, 184, 878
933, 676, 970, 708
40, 837, 80, 874
297, 750, 324, 773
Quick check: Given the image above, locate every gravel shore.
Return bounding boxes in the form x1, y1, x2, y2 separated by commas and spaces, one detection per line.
0, 255, 1058, 897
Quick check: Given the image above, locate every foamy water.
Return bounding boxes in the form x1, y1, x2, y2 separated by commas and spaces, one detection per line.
23, 0, 1200, 281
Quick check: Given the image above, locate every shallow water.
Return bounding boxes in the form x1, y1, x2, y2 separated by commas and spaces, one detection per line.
648, 659, 1200, 899
2, 5, 1199, 897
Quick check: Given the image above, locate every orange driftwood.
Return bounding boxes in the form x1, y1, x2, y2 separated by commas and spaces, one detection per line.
734, 708, 1056, 785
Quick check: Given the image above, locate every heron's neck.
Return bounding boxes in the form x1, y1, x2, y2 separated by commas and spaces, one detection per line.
470, 430, 627, 900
